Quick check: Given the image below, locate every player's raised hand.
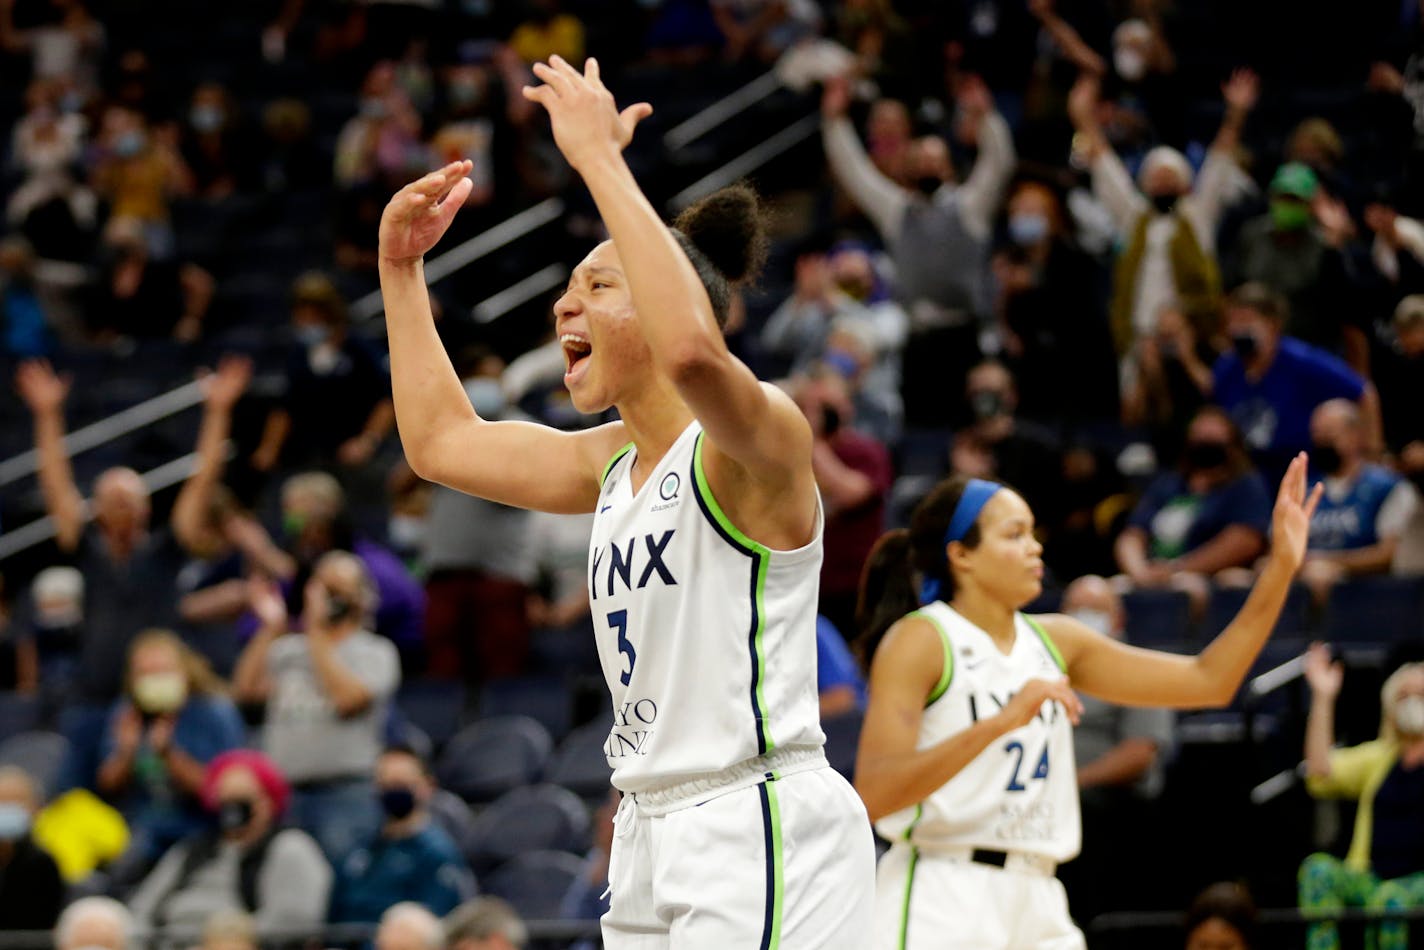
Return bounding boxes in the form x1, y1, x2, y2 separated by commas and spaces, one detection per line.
1269, 452, 1325, 573
378, 160, 474, 266
999, 677, 1083, 731
522, 55, 652, 171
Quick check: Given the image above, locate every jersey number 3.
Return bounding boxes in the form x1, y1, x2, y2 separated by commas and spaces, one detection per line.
608, 610, 636, 685
1004, 740, 1050, 792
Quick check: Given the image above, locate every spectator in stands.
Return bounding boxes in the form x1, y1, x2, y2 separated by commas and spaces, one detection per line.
0, 0, 105, 85
1185, 882, 1256, 950
6, 78, 98, 271
1115, 406, 1270, 600
446, 896, 529, 950
525, 508, 595, 667
862, 97, 912, 184
508, 0, 585, 66
1058, 575, 1174, 921
97, 629, 245, 868
54, 897, 133, 950
0, 571, 39, 695
128, 750, 331, 937
1300, 646, 1424, 950
85, 215, 214, 343
1394, 443, 1424, 576
991, 179, 1117, 423
1212, 282, 1382, 484
252, 272, 396, 474
376, 902, 444, 950
25, 565, 80, 692
233, 552, 398, 862
792, 372, 891, 637
334, 62, 426, 192
15, 359, 184, 705
181, 82, 255, 200
88, 104, 193, 258
417, 357, 536, 684
1227, 162, 1365, 366
1122, 304, 1219, 467
0, 766, 64, 930
329, 745, 473, 923
948, 361, 1062, 518
1373, 295, 1424, 459
257, 99, 326, 194
710, 0, 820, 64
1066, 69, 1257, 360
1296, 400, 1420, 602
821, 72, 1015, 426
559, 788, 614, 950
0, 237, 57, 358
815, 615, 867, 717
199, 909, 257, 950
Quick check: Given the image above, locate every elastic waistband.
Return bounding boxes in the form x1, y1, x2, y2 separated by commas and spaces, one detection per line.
628, 745, 826, 816
911, 843, 1058, 878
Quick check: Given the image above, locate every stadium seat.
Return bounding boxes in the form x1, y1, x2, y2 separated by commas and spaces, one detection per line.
476, 676, 574, 742
383, 710, 434, 764
0, 693, 42, 745
395, 679, 469, 752
428, 788, 477, 856
546, 720, 613, 802
465, 783, 591, 875
482, 850, 587, 921
436, 716, 552, 804
1122, 588, 1194, 649
822, 710, 863, 782
1204, 583, 1311, 640
1322, 576, 1424, 646
0, 730, 69, 799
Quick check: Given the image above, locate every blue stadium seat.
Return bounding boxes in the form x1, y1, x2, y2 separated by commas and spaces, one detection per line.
0, 693, 42, 744
482, 850, 586, 921
428, 788, 477, 857
822, 710, 863, 782
384, 709, 434, 763
1023, 588, 1064, 615
465, 783, 591, 875
1204, 583, 1311, 640
1122, 589, 1194, 649
0, 730, 69, 799
1323, 577, 1424, 646
476, 676, 573, 742
546, 720, 613, 802
395, 679, 469, 752
436, 716, 552, 804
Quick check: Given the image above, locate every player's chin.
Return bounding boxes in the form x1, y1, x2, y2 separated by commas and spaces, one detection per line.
1011, 576, 1044, 610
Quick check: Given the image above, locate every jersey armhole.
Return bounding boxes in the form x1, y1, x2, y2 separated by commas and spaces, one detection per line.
600, 442, 635, 487
1023, 615, 1068, 674
908, 610, 954, 706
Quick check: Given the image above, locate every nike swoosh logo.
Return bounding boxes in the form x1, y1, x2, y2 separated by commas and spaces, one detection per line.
964, 659, 987, 671
600, 505, 614, 513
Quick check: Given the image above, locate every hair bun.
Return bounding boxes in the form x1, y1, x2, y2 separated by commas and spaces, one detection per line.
672, 183, 768, 285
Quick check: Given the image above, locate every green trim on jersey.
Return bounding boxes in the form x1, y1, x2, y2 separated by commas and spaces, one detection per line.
909, 610, 955, 706
898, 845, 920, 950
1023, 615, 1067, 673
600, 442, 635, 486
765, 779, 785, 948
692, 433, 776, 754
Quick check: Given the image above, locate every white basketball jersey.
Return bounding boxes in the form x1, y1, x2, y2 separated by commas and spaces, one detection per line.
587, 421, 826, 794
875, 602, 1081, 862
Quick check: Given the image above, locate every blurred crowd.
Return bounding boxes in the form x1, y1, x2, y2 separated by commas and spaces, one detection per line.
1, 0, 1424, 945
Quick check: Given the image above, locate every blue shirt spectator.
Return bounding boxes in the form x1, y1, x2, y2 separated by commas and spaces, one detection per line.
1311, 464, 1412, 552
328, 746, 474, 924
1210, 283, 1379, 484
1127, 469, 1272, 561
815, 616, 868, 716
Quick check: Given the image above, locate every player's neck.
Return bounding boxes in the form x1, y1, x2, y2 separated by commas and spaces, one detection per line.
949, 588, 1018, 654
618, 379, 695, 490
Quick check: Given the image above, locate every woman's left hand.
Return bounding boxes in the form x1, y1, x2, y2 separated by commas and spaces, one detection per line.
522, 56, 653, 171
1269, 452, 1324, 573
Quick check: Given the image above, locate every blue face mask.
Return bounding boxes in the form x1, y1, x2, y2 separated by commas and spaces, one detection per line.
1008, 212, 1050, 247
113, 130, 146, 158
823, 349, 859, 380
295, 325, 327, 348
464, 378, 505, 419
190, 104, 224, 133
0, 803, 31, 840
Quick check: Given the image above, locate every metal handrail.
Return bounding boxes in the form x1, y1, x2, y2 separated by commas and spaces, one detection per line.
663, 70, 783, 151
670, 113, 820, 210
474, 262, 569, 324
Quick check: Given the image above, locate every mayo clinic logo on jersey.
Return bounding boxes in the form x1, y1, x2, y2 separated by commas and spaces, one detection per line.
590, 531, 679, 600
651, 472, 682, 513
604, 697, 658, 758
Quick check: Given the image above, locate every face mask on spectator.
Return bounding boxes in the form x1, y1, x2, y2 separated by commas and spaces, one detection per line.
1184, 440, 1229, 471
1008, 213, 1050, 247
1114, 47, 1147, 82
295, 325, 327, 348
0, 804, 30, 841
1311, 442, 1344, 475
379, 786, 418, 820
361, 97, 388, 120
113, 130, 146, 158
1230, 332, 1259, 361
464, 378, 505, 419
1395, 695, 1424, 736
970, 389, 1007, 421
388, 514, 425, 552
190, 105, 225, 134
1070, 608, 1113, 637
1149, 192, 1178, 216
217, 798, 255, 835
1269, 199, 1312, 232
823, 349, 859, 380
448, 79, 485, 109
133, 671, 188, 715
915, 176, 943, 197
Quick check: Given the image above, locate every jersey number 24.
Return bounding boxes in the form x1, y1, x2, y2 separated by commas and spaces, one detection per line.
1004, 740, 1050, 792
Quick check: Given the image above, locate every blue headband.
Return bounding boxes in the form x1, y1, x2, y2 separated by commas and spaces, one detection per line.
944, 479, 1002, 546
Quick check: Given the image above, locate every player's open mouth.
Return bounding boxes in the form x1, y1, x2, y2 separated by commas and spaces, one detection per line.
561, 333, 592, 381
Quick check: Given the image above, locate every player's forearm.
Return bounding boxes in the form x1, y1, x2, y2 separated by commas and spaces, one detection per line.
379, 259, 480, 476
856, 716, 1013, 822
1192, 553, 1295, 705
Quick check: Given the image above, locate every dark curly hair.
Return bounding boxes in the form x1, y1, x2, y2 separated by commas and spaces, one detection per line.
670, 183, 769, 328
